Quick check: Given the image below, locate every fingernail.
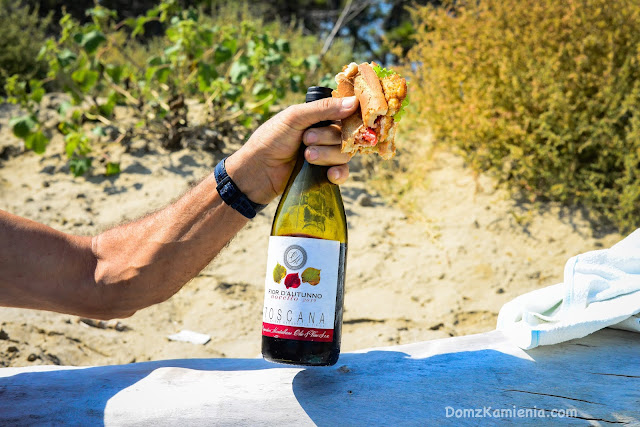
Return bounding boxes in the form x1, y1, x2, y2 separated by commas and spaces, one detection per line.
331, 168, 341, 181
305, 131, 318, 144
342, 96, 356, 109
307, 147, 319, 161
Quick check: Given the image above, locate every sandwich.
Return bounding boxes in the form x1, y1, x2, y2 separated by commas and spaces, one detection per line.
332, 62, 408, 160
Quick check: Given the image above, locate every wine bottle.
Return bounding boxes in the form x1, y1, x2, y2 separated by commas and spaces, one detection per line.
262, 86, 348, 366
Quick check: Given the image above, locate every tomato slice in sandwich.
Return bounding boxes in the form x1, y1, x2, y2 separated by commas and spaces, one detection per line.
361, 127, 378, 146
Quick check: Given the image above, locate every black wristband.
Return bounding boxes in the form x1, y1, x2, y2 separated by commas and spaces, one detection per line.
214, 157, 267, 219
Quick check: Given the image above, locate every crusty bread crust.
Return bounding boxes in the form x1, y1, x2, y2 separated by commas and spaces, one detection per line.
339, 112, 363, 155
354, 63, 388, 127
333, 63, 362, 155
377, 123, 397, 160
333, 62, 358, 98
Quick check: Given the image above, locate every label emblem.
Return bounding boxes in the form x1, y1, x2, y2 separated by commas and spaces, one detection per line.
283, 244, 307, 270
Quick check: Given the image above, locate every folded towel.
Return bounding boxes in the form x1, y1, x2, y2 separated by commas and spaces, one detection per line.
497, 229, 640, 349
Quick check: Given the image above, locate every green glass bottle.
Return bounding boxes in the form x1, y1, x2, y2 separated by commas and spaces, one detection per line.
262, 86, 348, 366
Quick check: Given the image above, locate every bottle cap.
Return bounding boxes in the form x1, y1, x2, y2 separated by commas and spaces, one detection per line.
306, 86, 334, 128
305, 86, 333, 103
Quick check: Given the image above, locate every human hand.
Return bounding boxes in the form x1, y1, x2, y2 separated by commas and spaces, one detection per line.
224, 96, 359, 205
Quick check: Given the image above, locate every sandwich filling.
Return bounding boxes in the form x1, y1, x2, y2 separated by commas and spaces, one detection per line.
333, 62, 407, 160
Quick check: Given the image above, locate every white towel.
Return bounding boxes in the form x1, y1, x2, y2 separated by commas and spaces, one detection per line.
497, 229, 640, 349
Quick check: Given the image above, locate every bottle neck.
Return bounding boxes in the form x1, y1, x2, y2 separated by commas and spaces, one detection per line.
296, 144, 330, 184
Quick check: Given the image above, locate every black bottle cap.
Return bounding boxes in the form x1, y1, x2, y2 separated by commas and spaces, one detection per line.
306, 86, 334, 128
306, 86, 333, 103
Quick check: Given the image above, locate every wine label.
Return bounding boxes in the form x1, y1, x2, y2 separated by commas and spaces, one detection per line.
262, 236, 340, 342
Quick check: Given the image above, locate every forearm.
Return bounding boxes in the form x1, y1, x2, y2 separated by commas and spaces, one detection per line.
92, 171, 250, 318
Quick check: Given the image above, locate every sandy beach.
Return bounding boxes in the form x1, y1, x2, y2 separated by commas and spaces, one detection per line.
0, 101, 622, 367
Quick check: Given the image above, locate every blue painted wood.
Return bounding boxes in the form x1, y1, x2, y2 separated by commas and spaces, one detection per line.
0, 329, 638, 426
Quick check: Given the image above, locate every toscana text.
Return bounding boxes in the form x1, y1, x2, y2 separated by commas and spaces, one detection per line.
263, 306, 327, 327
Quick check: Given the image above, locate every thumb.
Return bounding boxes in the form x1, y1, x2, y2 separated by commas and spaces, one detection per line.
282, 96, 359, 131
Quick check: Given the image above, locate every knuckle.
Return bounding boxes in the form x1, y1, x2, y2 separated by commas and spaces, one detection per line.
317, 97, 335, 112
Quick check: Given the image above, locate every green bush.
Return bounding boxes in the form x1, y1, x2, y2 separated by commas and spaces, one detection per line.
408, 0, 640, 232
0, 1, 50, 94
4, 0, 351, 176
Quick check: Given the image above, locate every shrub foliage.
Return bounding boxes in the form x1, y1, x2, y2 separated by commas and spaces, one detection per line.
0, 1, 50, 93
409, 0, 640, 232
3, 0, 345, 176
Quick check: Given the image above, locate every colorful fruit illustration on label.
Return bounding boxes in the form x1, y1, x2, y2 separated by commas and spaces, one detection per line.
284, 273, 301, 289
301, 267, 321, 286
273, 262, 286, 283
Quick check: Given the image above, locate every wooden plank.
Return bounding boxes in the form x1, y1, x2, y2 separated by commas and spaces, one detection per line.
0, 329, 638, 426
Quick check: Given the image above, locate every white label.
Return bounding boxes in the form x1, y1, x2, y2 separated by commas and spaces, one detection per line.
262, 236, 340, 342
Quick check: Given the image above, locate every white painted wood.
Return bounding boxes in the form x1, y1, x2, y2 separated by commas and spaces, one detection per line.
0, 329, 638, 426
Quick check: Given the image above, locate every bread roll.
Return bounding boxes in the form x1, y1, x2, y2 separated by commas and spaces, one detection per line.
353, 63, 388, 128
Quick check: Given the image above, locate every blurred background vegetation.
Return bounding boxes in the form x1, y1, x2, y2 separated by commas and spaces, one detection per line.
1, 0, 639, 232
408, 0, 640, 233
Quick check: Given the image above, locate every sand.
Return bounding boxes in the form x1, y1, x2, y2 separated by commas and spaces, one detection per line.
0, 101, 622, 367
